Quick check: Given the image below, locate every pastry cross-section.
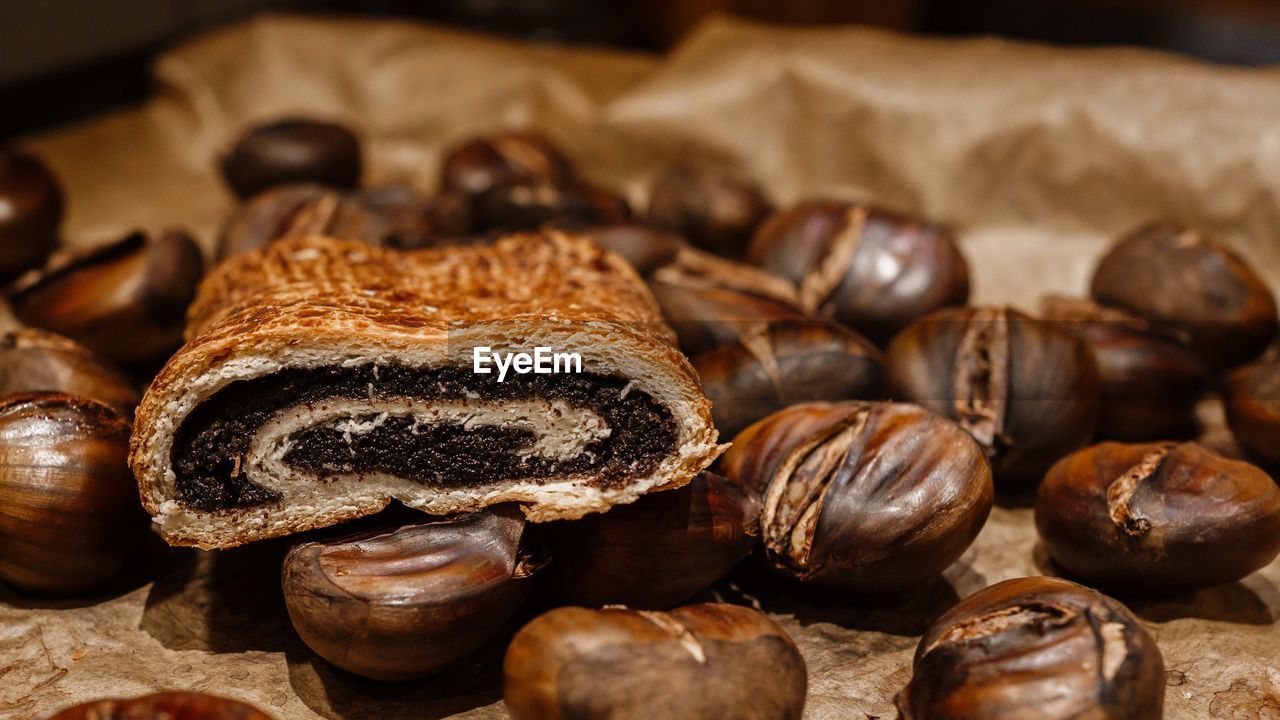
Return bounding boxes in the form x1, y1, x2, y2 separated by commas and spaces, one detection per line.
130, 232, 722, 548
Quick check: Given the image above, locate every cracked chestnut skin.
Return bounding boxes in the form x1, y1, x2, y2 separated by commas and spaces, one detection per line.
647, 164, 772, 259
0, 148, 63, 278
648, 249, 812, 357
7, 228, 204, 366
897, 576, 1165, 720
45, 692, 273, 720
887, 306, 1101, 485
282, 508, 543, 681
1036, 441, 1280, 594
720, 401, 993, 592
747, 200, 970, 345
504, 603, 807, 720
1225, 358, 1280, 470
695, 319, 885, 440
220, 119, 361, 198
0, 393, 146, 595
548, 471, 760, 609
1090, 222, 1278, 370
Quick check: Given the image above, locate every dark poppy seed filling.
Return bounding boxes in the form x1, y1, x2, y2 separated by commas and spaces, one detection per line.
170, 364, 678, 513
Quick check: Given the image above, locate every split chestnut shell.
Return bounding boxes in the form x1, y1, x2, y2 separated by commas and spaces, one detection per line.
720, 401, 993, 592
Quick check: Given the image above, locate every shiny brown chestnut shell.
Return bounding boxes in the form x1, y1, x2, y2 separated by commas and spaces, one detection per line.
0, 148, 63, 278
748, 200, 970, 344
282, 508, 542, 681
1036, 441, 1280, 594
8, 229, 204, 366
220, 119, 361, 199
1225, 359, 1280, 469
1090, 222, 1278, 370
44, 692, 273, 719
648, 247, 811, 357
897, 576, 1165, 720
694, 319, 884, 439
504, 603, 807, 720
580, 224, 685, 277
647, 164, 772, 259
887, 306, 1102, 485
720, 401, 993, 592
0, 328, 138, 416
1042, 296, 1208, 441
217, 183, 473, 260
0, 392, 146, 595
548, 471, 759, 609
440, 132, 574, 197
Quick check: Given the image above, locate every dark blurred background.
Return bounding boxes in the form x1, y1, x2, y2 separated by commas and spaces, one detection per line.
5, 0, 1280, 139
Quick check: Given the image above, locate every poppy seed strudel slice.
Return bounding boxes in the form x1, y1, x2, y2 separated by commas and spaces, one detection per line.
130, 232, 722, 548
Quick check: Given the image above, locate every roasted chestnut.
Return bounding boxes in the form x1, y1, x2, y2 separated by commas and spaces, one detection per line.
0, 328, 138, 415
0, 392, 146, 595
221, 118, 362, 198
1090, 221, 1278, 370
747, 200, 970, 344
218, 184, 326, 259
504, 603, 807, 720
8, 229, 205, 366
475, 180, 629, 232
1041, 295, 1207, 440
359, 184, 473, 249
439, 132, 627, 233
580, 224, 685, 277
647, 164, 772, 259
440, 131, 574, 197
218, 183, 473, 260
282, 508, 542, 681
1036, 441, 1280, 594
694, 319, 884, 439
0, 148, 63, 278
648, 247, 811, 356
897, 576, 1165, 719
720, 401, 993, 592
548, 471, 759, 609
45, 692, 273, 719
886, 306, 1101, 485
1225, 358, 1280, 469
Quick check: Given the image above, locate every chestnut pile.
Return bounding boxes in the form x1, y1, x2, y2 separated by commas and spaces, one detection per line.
215, 123, 630, 260
0, 148, 167, 599
11, 122, 1280, 720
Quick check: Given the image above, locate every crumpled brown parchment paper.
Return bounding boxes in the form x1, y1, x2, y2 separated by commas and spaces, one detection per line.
4, 13, 1279, 720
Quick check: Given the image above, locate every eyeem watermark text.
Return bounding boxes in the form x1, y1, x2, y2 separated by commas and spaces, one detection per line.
473, 346, 583, 382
